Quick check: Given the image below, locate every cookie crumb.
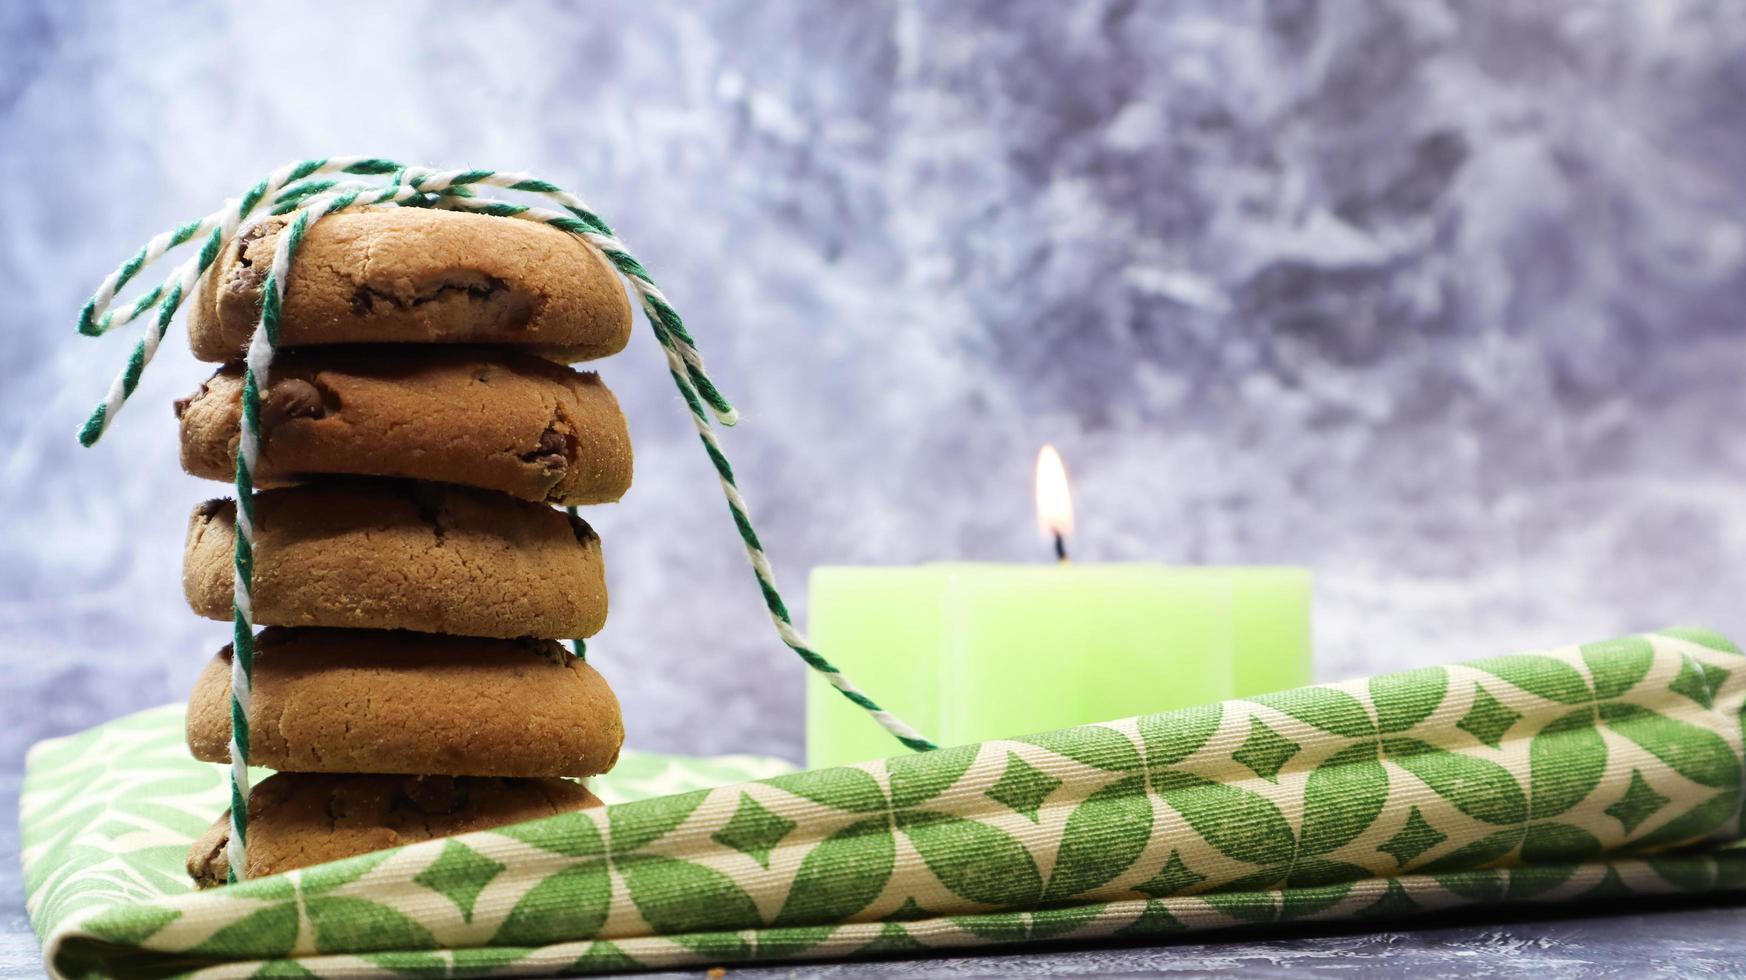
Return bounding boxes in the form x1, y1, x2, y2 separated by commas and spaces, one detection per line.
706, 968, 727, 978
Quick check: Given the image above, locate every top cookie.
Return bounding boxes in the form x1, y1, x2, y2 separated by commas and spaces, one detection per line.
187, 208, 633, 362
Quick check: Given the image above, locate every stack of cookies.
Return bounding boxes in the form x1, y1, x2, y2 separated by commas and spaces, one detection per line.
171, 208, 635, 885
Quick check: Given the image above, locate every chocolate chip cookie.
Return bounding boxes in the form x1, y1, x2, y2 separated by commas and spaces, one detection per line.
187, 771, 603, 886
187, 207, 632, 362
177, 347, 633, 505
183, 480, 608, 639
185, 628, 624, 778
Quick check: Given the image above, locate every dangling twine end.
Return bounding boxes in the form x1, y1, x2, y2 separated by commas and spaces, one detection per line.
76, 301, 101, 338
77, 407, 106, 447
718, 407, 741, 427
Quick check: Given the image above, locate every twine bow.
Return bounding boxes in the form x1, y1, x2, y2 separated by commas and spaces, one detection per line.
75, 158, 937, 881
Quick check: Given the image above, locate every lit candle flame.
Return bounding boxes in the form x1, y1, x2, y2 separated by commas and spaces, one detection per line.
1035, 444, 1073, 561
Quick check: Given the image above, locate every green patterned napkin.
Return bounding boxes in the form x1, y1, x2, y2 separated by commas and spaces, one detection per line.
24, 630, 1746, 978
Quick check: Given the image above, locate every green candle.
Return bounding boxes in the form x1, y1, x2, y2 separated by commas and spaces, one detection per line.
805, 564, 1310, 768
804, 447, 1311, 769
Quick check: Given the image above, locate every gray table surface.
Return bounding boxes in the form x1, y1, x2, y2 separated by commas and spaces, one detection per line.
5, 767, 1742, 980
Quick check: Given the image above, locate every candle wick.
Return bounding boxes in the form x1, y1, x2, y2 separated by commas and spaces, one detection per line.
1053, 531, 1068, 564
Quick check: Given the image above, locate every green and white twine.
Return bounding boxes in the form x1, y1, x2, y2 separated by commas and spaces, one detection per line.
75, 158, 937, 881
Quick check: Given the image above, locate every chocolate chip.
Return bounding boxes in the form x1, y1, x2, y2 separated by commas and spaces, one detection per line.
195, 498, 227, 520
349, 275, 507, 316
234, 223, 268, 268
521, 425, 571, 472
263, 379, 327, 427
230, 224, 272, 294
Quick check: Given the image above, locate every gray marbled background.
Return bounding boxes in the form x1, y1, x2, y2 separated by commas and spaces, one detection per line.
5, 0, 1746, 770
